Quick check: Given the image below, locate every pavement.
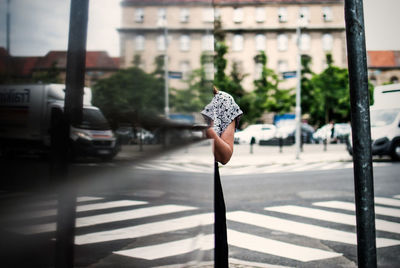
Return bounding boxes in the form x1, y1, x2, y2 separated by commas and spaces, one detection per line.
116, 141, 353, 168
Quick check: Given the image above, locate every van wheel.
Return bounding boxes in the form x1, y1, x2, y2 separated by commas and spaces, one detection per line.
390, 141, 400, 161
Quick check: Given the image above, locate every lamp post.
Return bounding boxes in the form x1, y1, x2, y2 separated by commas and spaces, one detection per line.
6, 0, 11, 54
295, 25, 302, 160
162, 16, 169, 118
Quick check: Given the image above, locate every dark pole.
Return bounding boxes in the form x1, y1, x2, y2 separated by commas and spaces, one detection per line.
6, 0, 10, 54
54, 1, 89, 268
344, 1, 377, 267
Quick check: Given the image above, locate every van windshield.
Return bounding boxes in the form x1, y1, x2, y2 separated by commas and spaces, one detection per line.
370, 109, 400, 127
75, 108, 110, 130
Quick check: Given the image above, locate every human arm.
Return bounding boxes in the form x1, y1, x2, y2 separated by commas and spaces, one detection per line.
206, 121, 235, 165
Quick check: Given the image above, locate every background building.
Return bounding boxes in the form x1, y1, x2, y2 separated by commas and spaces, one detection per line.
367, 51, 400, 86
119, 0, 346, 90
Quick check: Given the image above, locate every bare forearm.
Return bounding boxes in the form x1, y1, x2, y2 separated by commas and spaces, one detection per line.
206, 128, 233, 165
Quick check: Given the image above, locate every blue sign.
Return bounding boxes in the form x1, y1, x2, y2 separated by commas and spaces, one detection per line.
282, 71, 297, 79
168, 71, 183, 79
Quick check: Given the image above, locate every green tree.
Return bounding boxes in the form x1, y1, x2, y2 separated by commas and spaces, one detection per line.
32, 61, 62, 84
253, 51, 294, 117
170, 53, 213, 113
300, 55, 315, 118
310, 54, 350, 125
92, 66, 164, 128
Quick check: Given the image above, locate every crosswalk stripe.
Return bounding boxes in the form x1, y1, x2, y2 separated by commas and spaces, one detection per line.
313, 201, 400, 218
9, 200, 147, 220
12, 204, 197, 235
227, 229, 342, 262
114, 234, 214, 260
265, 205, 400, 234
226, 211, 400, 248
375, 197, 400, 207
394, 195, 400, 199
24, 196, 104, 208
291, 162, 327, 172
75, 213, 214, 245
318, 162, 343, 170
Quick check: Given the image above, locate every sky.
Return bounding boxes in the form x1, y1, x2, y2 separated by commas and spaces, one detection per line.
0, 0, 399, 57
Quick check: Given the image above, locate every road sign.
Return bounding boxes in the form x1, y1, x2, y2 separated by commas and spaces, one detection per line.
282, 71, 297, 79
168, 71, 182, 79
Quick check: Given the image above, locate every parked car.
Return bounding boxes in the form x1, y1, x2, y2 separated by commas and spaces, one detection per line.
347, 83, 400, 161
115, 124, 135, 145
314, 123, 351, 144
272, 120, 315, 145
234, 124, 276, 144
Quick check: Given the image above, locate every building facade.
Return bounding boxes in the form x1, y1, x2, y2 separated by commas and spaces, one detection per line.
119, 0, 346, 91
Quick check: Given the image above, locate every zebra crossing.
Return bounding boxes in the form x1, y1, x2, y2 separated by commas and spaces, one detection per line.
131, 160, 390, 175
3, 194, 400, 266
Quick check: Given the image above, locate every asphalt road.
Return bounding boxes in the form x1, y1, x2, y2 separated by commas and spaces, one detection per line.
0, 146, 399, 267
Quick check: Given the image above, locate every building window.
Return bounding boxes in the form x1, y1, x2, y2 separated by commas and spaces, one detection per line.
370, 75, 377, 86
180, 35, 190, 51
202, 34, 214, 51
134, 8, 144, 23
180, 61, 191, 80
278, 7, 288, 22
233, 7, 243, 23
232, 34, 244, 51
299, 7, 309, 24
390, 76, 399, 84
277, 60, 288, 73
255, 34, 266, 51
255, 7, 265, 23
135, 35, 145, 51
300, 33, 311, 51
157, 35, 166, 51
277, 34, 288, 51
180, 8, 189, 23
322, 33, 333, 51
214, 8, 221, 20
157, 8, 166, 27
322, 7, 333, 21
203, 8, 214, 22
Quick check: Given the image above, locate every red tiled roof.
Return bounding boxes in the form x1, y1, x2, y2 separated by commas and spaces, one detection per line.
112, 57, 120, 68
35, 51, 119, 70
367, 51, 400, 68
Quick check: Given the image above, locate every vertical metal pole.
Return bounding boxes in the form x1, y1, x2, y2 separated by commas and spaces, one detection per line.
164, 24, 169, 118
295, 26, 302, 160
344, 1, 377, 267
55, 1, 89, 267
6, 0, 11, 54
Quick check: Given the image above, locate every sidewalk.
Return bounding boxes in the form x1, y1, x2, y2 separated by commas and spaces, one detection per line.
117, 141, 352, 167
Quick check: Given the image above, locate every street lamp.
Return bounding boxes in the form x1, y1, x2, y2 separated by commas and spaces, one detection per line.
295, 14, 307, 159
158, 12, 169, 118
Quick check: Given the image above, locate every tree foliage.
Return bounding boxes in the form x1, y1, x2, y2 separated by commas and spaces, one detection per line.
92, 66, 164, 128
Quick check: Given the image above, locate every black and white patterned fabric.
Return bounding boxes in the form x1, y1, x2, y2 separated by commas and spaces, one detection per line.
201, 91, 243, 136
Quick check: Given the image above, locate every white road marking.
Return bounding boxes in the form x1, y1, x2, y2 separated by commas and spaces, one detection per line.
394, 195, 400, 199
226, 211, 400, 248
291, 162, 327, 172
318, 162, 343, 170
227, 229, 342, 262
265, 205, 400, 234
375, 197, 400, 207
114, 234, 214, 260
8, 200, 147, 220
12, 205, 197, 235
313, 201, 400, 218
75, 213, 214, 245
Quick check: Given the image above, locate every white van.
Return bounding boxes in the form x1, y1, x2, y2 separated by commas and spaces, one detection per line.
347, 83, 400, 160
0, 84, 119, 160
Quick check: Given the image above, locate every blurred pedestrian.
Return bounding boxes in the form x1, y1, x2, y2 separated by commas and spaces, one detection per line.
201, 86, 243, 267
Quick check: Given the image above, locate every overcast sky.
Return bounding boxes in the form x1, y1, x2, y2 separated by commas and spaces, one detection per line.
0, 0, 399, 57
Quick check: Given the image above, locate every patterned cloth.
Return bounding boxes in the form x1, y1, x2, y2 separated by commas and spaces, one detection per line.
201, 91, 243, 136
